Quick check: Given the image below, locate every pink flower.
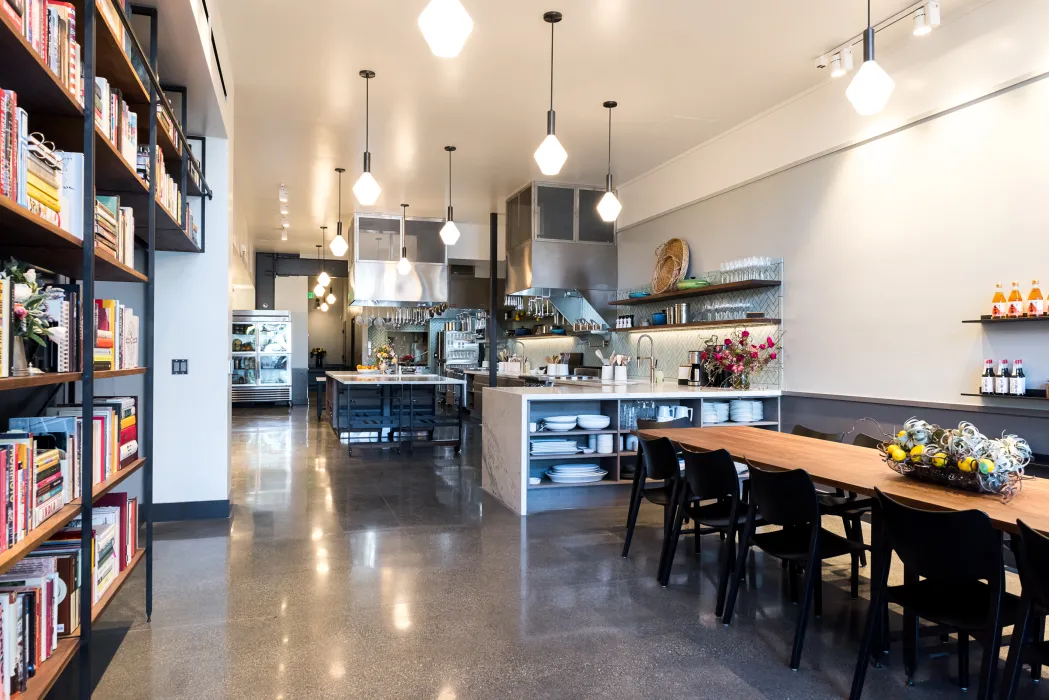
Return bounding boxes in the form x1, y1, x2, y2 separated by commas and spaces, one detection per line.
12, 304, 26, 320
741, 330, 750, 338
724, 338, 732, 346
770, 352, 777, 360
714, 352, 723, 361
759, 343, 767, 350
700, 351, 707, 361
750, 351, 758, 359
766, 337, 775, 348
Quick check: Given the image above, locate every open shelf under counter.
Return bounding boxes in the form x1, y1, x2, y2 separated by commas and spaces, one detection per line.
528, 451, 623, 461
701, 420, 780, 428
529, 429, 618, 437
608, 279, 782, 306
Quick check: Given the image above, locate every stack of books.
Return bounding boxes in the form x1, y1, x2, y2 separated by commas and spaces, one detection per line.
2, 0, 85, 106
93, 196, 134, 266
92, 299, 139, 371
94, 78, 137, 169
47, 397, 137, 485
153, 151, 181, 223
156, 104, 179, 155
0, 432, 70, 551
61, 510, 117, 604
0, 558, 66, 694
94, 491, 137, 571
24, 541, 82, 635
7, 415, 80, 508
0, 88, 70, 230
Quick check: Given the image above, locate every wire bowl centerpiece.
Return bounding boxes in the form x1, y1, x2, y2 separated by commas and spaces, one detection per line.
879, 417, 1032, 502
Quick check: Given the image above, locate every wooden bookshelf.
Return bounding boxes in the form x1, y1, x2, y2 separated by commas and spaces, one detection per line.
95, 126, 149, 195
0, 15, 82, 117
0, 502, 83, 578
156, 122, 183, 167
608, 280, 782, 306
90, 548, 145, 625
96, 367, 147, 379
18, 637, 79, 700
95, 9, 149, 106
0, 373, 82, 392
93, 458, 146, 501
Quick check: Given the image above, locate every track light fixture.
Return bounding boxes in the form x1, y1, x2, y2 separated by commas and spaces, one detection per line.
279, 203, 288, 216
418, 0, 474, 58
330, 168, 350, 257
397, 204, 412, 276
913, 0, 940, 35
353, 71, 382, 206
279, 184, 288, 203
281, 218, 289, 229
830, 53, 845, 78
533, 11, 567, 176
846, 0, 895, 116
281, 230, 288, 241
596, 101, 621, 223
912, 6, 930, 35
440, 146, 460, 246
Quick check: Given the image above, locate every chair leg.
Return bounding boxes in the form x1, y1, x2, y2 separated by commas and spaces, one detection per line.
848, 533, 891, 700
715, 526, 735, 618
787, 562, 798, 603
659, 490, 687, 586
722, 513, 756, 627
814, 561, 823, 618
790, 538, 821, 671
621, 474, 644, 558
979, 628, 1004, 700
959, 633, 970, 691
850, 550, 859, 599
853, 515, 868, 567
903, 609, 918, 684
1001, 598, 1033, 700
1032, 612, 1045, 682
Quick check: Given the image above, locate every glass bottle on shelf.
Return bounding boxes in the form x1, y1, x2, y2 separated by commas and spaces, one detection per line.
1027, 280, 1044, 317
980, 359, 995, 395
992, 283, 1007, 318
1010, 359, 1026, 396
995, 359, 1011, 395
1007, 281, 1024, 318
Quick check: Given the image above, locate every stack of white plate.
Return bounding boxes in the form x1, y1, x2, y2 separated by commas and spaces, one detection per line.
531, 439, 581, 456
729, 400, 764, 424
702, 402, 729, 424
542, 416, 578, 431
576, 414, 611, 430
596, 434, 616, 454
545, 463, 608, 484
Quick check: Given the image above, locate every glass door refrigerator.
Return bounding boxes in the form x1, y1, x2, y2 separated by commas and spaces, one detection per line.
232, 310, 292, 405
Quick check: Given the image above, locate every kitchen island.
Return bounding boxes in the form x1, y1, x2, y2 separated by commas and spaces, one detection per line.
326, 371, 467, 453
481, 383, 782, 514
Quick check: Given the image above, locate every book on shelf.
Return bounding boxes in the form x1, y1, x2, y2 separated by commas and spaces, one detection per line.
94, 78, 137, 171
1, 93, 65, 227
25, 542, 80, 637
0, 561, 66, 696
93, 397, 136, 469
57, 151, 82, 239
0, 431, 76, 552
93, 492, 136, 571
3, 1, 84, 106
7, 416, 79, 508
47, 396, 136, 484
58, 510, 116, 604
92, 299, 138, 371
94, 195, 133, 266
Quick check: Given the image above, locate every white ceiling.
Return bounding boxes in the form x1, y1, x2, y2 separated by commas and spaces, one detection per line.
215, 0, 951, 256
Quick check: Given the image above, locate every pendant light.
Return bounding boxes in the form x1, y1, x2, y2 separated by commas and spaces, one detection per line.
320, 302, 329, 312
440, 146, 461, 246
353, 70, 382, 206
397, 203, 412, 276
596, 101, 622, 223
313, 245, 326, 296
326, 290, 337, 305
846, 0, 895, 116
533, 11, 567, 176
317, 227, 331, 287
330, 168, 350, 257
418, 0, 473, 58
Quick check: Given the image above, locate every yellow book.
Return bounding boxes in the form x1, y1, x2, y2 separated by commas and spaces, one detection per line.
119, 415, 136, 430
26, 172, 59, 200
27, 183, 61, 212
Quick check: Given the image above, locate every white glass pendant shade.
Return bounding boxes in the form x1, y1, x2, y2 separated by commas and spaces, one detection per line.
596, 191, 622, 223
320, 302, 329, 312
353, 171, 381, 206
440, 220, 461, 245
418, 0, 474, 58
534, 134, 567, 175
329, 233, 349, 257
846, 60, 895, 115
313, 282, 325, 296
317, 271, 331, 287
397, 256, 412, 276
326, 292, 336, 304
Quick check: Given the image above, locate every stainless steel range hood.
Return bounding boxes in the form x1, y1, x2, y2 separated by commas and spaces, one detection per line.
349, 213, 449, 307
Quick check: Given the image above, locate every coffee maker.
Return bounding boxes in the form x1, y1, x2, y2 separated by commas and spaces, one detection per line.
687, 350, 703, 386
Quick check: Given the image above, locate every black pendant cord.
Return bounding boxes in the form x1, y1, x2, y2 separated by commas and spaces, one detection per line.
365, 76, 370, 153
335, 167, 345, 238
607, 108, 612, 175
549, 22, 555, 112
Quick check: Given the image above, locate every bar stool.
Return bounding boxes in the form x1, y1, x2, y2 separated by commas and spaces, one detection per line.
999, 519, 1049, 699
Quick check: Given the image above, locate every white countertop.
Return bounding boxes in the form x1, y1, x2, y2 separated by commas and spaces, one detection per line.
326, 371, 466, 386
485, 383, 781, 400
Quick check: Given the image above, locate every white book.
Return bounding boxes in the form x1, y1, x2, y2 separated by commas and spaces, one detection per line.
58, 151, 84, 240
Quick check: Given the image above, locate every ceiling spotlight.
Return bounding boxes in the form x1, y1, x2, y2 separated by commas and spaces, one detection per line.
279, 184, 288, 203
846, 1, 895, 116
281, 218, 290, 229
418, 0, 474, 58
440, 146, 460, 246
926, 0, 941, 28
830, 53, 845, 78
326, 292, 336, 305
279, 204, 288, 216
281, 230, 288, 241
320, 302, 329, 312
533, 11, 567, 176
842, 45, 854, 72
912, 7, 930, 36
353, 71, 382, 206
397, 204, 412, 276
596, 101, 622, 223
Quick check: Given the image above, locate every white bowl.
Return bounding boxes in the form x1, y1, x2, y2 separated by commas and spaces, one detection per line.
544, 415, 578, 424
542, 422, 577, 432
528, 477, 542, 486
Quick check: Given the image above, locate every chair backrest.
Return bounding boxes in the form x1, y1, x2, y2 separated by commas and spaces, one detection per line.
874, 489, 1002, 582
852, 433, 883, 449
638, 436, 680, 481
681, 447, 740, 501
636, 417, 693, 430
792, 424, 845, 442
1016, 520, 1049, 607
746, 464, 818, 526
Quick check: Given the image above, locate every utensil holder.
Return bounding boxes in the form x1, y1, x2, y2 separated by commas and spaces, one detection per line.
613, 366, 628, 382
600, 365, 613, 381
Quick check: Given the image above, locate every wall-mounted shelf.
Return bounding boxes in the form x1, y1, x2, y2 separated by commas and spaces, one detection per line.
616, 318, 781, 333
962, 316, 1049, 324
961, 392, 1047, 401
608, 280, 781, 306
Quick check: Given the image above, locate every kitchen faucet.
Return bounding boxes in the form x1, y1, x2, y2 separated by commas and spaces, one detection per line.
635, 334, 657, 384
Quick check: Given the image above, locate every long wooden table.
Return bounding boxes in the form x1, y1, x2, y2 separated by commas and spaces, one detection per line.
637, 426, 1049, 534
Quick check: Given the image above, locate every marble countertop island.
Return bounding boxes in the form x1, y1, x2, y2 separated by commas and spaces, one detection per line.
326, 371, 465, 385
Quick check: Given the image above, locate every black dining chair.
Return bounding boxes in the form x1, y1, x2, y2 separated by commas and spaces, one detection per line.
850, 489, 1017, 700
621, 435, 684, 561
621, 417, 692, 482
659, 447, 756, 616
722, 463, 865, 670
792, 424, 873, 568
999, 519, 1049, 699
852, 433, 884, 450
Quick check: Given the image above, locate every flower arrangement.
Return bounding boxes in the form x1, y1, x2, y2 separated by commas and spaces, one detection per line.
2, 259, 66, 375
700, 328, 779, 390
881, 417, 1031, 501
373, 344, 395, 368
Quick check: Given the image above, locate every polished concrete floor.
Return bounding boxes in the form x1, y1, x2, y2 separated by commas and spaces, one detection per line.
71, 407, 1037, 699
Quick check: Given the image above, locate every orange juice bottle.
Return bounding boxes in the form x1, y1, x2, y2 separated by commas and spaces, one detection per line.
1028, 280, 1044, 317
992, 283, 1007, 318
1007, 281, 1024, 317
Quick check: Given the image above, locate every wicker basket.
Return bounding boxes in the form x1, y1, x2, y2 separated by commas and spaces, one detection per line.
652, 238, 690, 293
879, 445, 1023, 501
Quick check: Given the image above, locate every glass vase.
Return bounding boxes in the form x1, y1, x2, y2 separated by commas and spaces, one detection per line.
11, 338, 29, 377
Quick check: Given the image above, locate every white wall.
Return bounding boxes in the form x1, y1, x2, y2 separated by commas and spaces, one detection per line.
307, 278, 347, 363
274, 276, 308, 370
153, 136, 233, 505
619, 67, 1049, 408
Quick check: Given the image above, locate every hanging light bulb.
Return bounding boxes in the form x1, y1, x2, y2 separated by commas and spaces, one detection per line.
846, 2, 895, 116
320, 302, 330, 312
281, 218, 290, 229
440, 146, 461, 245
397, 204, 412, 276
418, 0, 473, 58
314, 281, 326, 296
330, 169, 350, 257
326, 291, 336, 305
596, 101, 622, 223
353, 71, 382, 206
317, 229, 331, 287
534, 11, 567, 175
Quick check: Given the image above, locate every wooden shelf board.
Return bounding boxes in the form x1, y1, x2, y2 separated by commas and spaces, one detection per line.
0, 502, 82, 577
963, 316, 1049, 324
91, 548, 145, 625
961, 392, 1048, 401
96, 368, 147, 379
93, 458, 146, 501
514, 333, 575, 340
0, 373, 81, 392
0, 14, 83, 117
95, 254, 149, 283
18, 637, 79, 700
95, 11, 149, 106
0, 194, 82, 250
95, 126, 149, 195
608, 280, 782, 306
617, 318, 782, 332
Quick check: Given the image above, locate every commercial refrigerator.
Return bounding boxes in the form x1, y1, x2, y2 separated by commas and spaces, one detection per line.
232, 310, 292, 405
